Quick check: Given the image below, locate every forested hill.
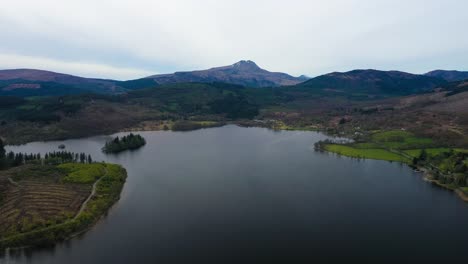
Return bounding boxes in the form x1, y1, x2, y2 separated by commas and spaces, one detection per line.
1, 77, 468, 147
0, 69, 157, 97
296, 69, 447, 97
425, 70, 468, 82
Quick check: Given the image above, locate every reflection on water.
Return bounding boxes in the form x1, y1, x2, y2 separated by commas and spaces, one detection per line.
2, 125, 468, 264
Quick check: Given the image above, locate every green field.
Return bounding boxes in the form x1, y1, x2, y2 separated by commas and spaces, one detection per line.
403, 148, 452, 158
370, 130, 434, 149
324, 144, 410, 163
59, 163, 106, 184
403, 148, 468, 158
322, 130, 467, 164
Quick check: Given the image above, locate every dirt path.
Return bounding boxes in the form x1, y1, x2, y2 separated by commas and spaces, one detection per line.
7, 177, 20, 187
73, 168, 107, 220
0, 166, 117, 249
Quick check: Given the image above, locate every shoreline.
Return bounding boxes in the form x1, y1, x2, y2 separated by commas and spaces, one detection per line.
5, 120, 324, 147
322, 145, 468, 203
0, 164, 127, 251
422, 172, 468, 202
5, 124, 466, 205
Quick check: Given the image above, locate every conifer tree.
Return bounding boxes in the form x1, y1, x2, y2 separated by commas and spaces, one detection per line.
0, 138, 5, 158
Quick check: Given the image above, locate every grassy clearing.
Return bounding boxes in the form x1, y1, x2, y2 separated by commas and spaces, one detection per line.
370, 130, 434, 149
403, 148, 453, 158
352, 142, 382, 149
59, 163, 106, 184
192, 121, 219, 126
403, 148, 468, 158
324, 144, 410, 163
171, 120, 225, 131
321, 130, 466, 165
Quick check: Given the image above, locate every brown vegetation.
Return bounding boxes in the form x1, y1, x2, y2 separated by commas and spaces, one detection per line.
0, 165, 91, 238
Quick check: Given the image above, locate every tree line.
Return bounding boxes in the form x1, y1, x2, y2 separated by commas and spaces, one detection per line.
0, 139, 93, 170
102, 133, 146, 153
413, 149, 468, 186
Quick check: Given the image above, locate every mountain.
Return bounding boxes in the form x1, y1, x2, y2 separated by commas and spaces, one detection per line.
145, 60, 305, 87
0, 69, 156, 97
296, 69, 447, 97
0, 62, 307, 96
1, 66, 456, 98
425, 70, 468, 82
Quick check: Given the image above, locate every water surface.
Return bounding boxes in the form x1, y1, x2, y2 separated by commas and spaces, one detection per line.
2, 125, 468, 263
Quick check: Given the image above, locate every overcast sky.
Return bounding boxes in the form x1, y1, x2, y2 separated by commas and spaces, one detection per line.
1, 0, 467, 80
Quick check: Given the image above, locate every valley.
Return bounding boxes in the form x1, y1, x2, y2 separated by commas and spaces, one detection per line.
3, 1, 468, 262
1, 62, 468, 260
1, 68, 467, 148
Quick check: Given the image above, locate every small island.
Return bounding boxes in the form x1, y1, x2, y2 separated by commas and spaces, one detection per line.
102, 133, 146, 154
0, 143, 127, 250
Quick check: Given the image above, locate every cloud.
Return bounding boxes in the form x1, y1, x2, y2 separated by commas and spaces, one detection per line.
0, 0, 467, 79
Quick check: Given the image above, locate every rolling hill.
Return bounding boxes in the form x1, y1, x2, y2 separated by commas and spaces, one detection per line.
0, 69, 156, 97
296, 69, 447, 97
0, 62, 306, 96
0, 69, 121, 95
1, 66, 460, 98
425, 70, 468, 82
146, 60, 306, 87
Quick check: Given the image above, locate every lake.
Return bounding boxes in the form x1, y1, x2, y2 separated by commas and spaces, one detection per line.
2, 125, 468, 263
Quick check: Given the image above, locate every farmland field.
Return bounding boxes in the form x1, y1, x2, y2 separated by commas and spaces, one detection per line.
324, 144, 410, 163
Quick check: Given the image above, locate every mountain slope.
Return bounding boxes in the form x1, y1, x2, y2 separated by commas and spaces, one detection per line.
425, 70, 468, 82
146, 60, 305, 87
0, 69, 123, 96
296, 69, 446, 97
0, 69, 157, 97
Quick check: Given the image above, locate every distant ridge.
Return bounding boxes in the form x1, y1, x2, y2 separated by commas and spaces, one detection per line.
2, 66, 466, 98
425, 70, 468, 82
146, 60, 306, 87
0, 69, 122, 94
297, 69, 447, 97
0, 69, 155, 96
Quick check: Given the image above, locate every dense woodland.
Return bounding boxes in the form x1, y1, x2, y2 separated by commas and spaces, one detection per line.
102, 133, 146, 153
0, 139, 93, 170
0, 73, 467, 147
413, 150, 468, 186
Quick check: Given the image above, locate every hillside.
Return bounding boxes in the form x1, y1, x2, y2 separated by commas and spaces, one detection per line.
0, 162, 127, 249
425, 70, 468, 82
0, 78, 468, 147
296, 69, 446, 98
0, 69, 156, 97
0, 69, 123, 95
0, 62, 306, 96
146, 60, 306, 87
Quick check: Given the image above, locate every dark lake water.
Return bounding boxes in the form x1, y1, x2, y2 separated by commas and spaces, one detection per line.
2, 125, 468, 263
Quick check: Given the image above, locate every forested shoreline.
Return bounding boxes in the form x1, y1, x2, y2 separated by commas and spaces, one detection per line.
102, 133, 146, 154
